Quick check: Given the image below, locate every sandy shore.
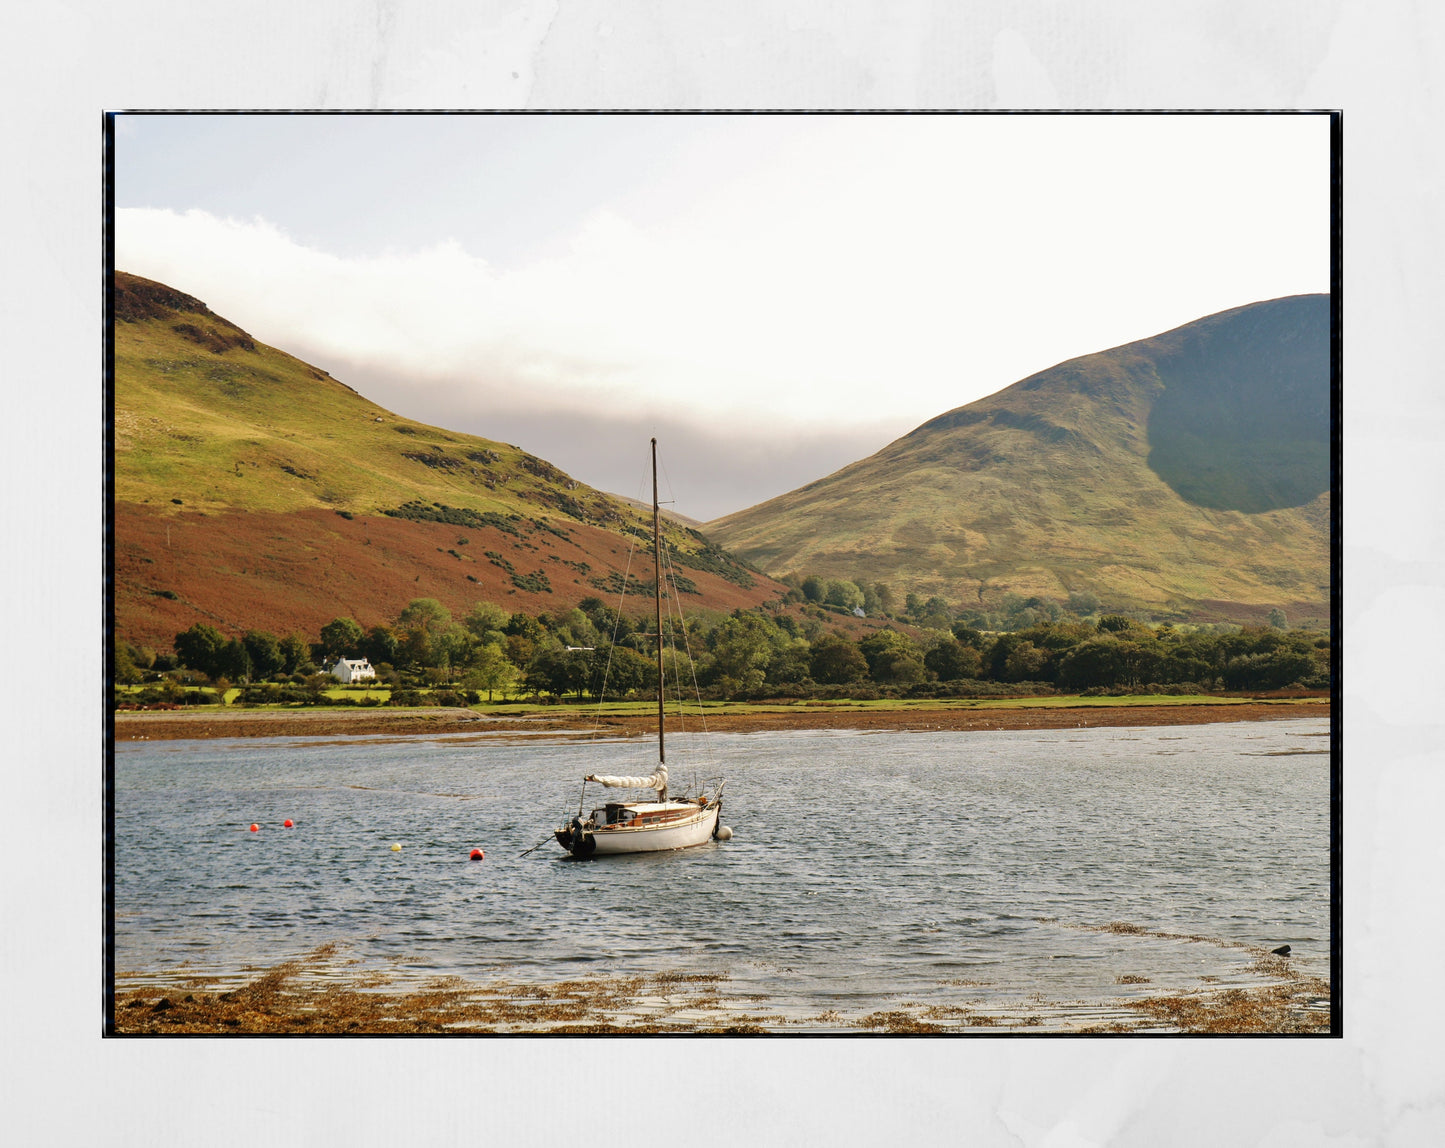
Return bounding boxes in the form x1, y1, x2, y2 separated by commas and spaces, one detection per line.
114, 698, 1329, 741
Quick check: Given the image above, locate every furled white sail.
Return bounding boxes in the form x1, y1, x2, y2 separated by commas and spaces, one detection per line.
586, 763, 668, 796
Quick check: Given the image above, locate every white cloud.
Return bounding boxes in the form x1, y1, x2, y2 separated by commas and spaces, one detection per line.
116, 115, 1329, 461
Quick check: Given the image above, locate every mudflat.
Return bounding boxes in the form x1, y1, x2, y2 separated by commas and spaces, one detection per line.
114, 698, 1329, 741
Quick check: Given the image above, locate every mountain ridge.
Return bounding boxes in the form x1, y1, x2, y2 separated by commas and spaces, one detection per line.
705, 294, 1330, 622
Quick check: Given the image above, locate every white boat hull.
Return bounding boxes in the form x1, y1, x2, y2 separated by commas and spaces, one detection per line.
590, 803, 719, 854
557, 800, 720, 856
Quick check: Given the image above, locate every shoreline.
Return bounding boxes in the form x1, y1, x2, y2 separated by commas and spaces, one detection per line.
114, 698, 1330, 741
111, 942, 1331, 1035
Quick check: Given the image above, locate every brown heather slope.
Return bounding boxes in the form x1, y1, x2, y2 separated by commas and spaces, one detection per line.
705, 295, 1331, 623
112, 272, 785, 646
114, 503, 779, 649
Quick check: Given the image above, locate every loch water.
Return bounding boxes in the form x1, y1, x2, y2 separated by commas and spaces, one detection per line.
113, 717, 1331, 1027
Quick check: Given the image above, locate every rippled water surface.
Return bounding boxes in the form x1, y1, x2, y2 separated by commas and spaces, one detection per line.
114, 718, 1331, 1022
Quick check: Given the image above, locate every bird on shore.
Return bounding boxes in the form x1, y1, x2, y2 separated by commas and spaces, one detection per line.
1271, 944, 1291, 957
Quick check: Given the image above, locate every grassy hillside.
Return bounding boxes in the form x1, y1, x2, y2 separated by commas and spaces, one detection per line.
116, 272, 631, 521
705, 295, 1331, 622
112, 272, 779, 646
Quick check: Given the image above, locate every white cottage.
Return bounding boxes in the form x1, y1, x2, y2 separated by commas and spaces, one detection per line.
331, 657, 376, 684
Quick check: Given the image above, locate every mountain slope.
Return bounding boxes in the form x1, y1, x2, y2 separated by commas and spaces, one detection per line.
112, 272, 778, 646
705, 295, 1331, 622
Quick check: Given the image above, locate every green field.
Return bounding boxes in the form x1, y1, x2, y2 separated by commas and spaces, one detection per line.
118, 685, 1323, 718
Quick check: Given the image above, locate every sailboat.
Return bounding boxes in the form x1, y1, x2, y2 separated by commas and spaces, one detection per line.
553, 439, 727, 858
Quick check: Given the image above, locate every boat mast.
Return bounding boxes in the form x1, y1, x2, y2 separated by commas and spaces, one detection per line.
652, 437, 665, 768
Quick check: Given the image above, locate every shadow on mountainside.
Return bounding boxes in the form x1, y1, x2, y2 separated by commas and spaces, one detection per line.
1145, 294, 1330, 514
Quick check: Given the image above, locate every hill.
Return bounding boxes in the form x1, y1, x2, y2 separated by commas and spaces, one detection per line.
704, 295, 1331, 624
111, 272, 780, 647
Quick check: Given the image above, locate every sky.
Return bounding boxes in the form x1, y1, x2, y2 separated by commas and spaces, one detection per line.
114, 112, 1330, 520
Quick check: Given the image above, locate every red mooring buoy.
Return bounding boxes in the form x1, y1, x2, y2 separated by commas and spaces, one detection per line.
470, 849, 484, 861
283, 819, 294, 828
249, 824, 259, 833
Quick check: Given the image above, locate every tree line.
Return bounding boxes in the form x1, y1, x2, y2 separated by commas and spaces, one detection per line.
117, 593, 1330, 707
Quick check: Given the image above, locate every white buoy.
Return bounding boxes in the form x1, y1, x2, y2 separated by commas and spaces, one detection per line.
715, 826, 733, 841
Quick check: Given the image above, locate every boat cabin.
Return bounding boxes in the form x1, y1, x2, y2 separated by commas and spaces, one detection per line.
592, 800, 708, 828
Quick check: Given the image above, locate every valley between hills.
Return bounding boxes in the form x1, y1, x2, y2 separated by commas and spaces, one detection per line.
111, 272, 1331, 647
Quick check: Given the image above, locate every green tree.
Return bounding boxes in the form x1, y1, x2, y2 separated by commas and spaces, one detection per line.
526, 644, 592, 699
824, 579, 864, 611
243, 631, 285, 679
463, 642, 519, 702
597, 644, 651, 699
396, 626, 433, 670
503, 632, 535, 670
399, 598, 452, 633
578, 597, 634, 642
393, 600, 455, 670
319, 617, 365, 658
1267, 608, 1288, 630
1057, 637, 1127, 690
810, 634, 868, 684
279, 634, 311, 675
858, 629, 927, 684
1114, 639, 1163, 689
876, 648, 927, 685
504, 611, 545, 642
1161, 650, 1213, 686
174, 623, 226, 678
916, 595, 953, 631
362, 625, 398, 667
1001, 641, 1049, 682
120, 642, 157, 673
1222, 647, 1317, 690
217, 638, 252, 683
924, 638, 982, 681
801, 576, 825, 603
951, 624, 985, 648
767, 639, 813, 685
113, 642, 143, 685
432, 625, 477, 682
708, 614, 778, 688
464, 601, 511, 640
551, 607, 600, 650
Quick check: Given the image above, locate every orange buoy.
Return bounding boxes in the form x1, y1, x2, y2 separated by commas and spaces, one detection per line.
249, 824, 259, 833
283, 819, 294, 828
470, 849, 484, 861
